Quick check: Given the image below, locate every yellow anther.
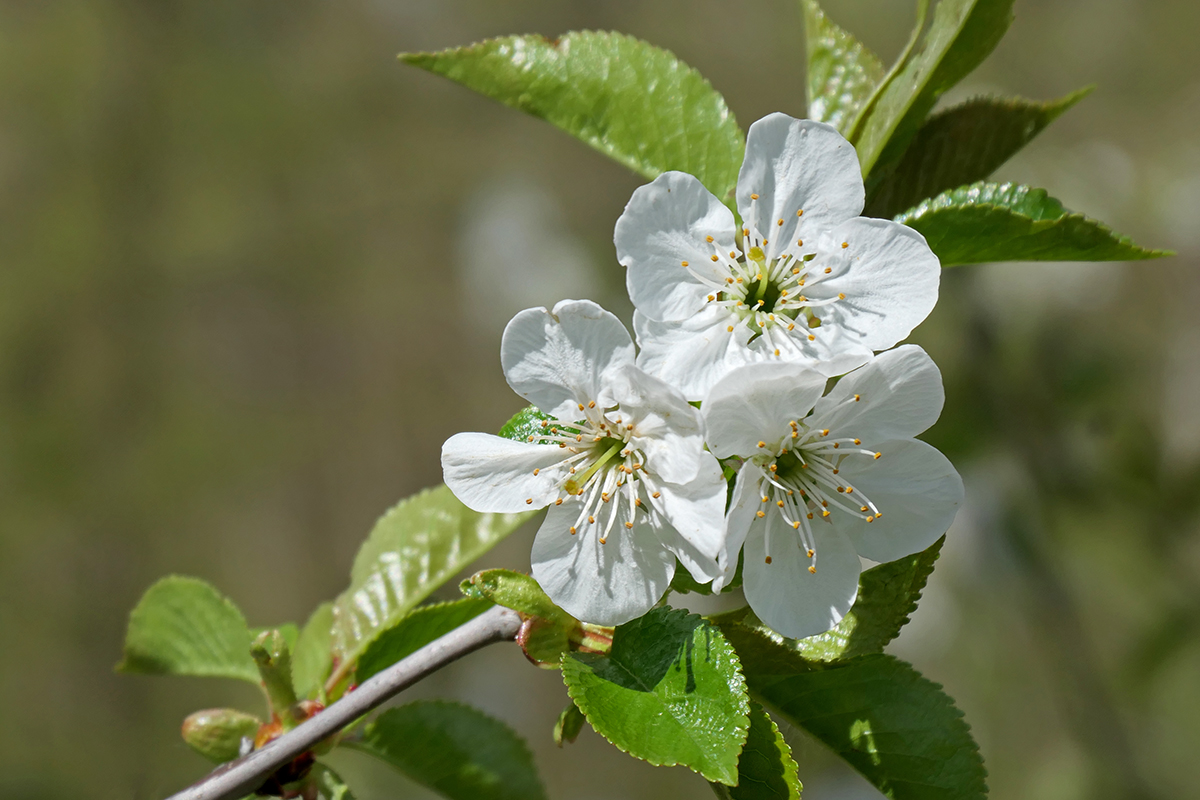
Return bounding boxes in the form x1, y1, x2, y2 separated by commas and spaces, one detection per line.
837, 487, 845, 493
792, 521, 800, 529
769, 464, 778, 473
578, 403, 585, 411
555, 498, 563, 505
874, 452, 882, 459
808, 565, 817, 574
757, 440, 767, 448
866, 515, 875, 523
854, 394, 861, 401
681, 260, 689, 267
625, 521, 634, 529
846, 486, 854, 494
791, 430, 799, 438
808, 334, 815, 341
588, 400, 596, 409
822, 509, 830, 517
824, 267, 832, 274
588, 515, 596, 524
756, 510, 766, 518
706, 235, 714, 243
796, 209, 804, 217
853, 438, 861, 445
821, 429, 830, 436
777, 500, 784, 507
841, 242, 849, 249
832, 468, 840, 475
599, 537, 607, 544
526, 498, 533, 505
634, 498, 643, 507
533, 468, 540, 476
711, 254, 719, 262
570, 526, 577, 534
750, 193, 759, 200
861, 505, 869, 512
652, 491, 661, 498
777, 218, 784, 226
788, 323, 795, 331
807, 548, 815, 558
743, 228, 749, 237
761, 495, 770, 503
729, 251, 737, 259
736, 277, 744, 284
833, 442, 840, 449
727, 325, 734, 332
527, 435, 534, 442
774, 349, 781, 356
807, 512, 814, 519
780, 291, 788, 298
601, 493, 609, 502
762, 238, 769, 245
726, 277, 735, 284
707, 294, 715, 301
765, 556, 773, 564
792, 266, 801, 274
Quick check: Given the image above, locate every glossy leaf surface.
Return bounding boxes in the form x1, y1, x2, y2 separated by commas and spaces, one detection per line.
561, 606, 750, 785
897, 182, 1170, 265
866, 89, 1091, 217
402, 32, 745, 204
355, 598, 493, 682
804, 0, 886, 133
709, 702, 801, 800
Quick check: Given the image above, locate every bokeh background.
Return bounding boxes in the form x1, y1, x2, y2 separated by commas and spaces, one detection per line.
2, 0, 1197, 798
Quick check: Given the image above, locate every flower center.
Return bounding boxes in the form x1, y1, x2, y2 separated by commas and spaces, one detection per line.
753, 412, 883, 572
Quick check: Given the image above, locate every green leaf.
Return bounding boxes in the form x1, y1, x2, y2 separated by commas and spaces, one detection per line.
750, 654, 987, 800
709, 702, 801, 800
117, 575, 259, 684
803, 0, 886, 134
310, 763, 357, 800
497, 405, 554, 444
561, 606, 750, 785
251, 629, 299, 720
402, 31, 745, 205
852, 0, 1016, 177
553, 702, 586, 747
896, 181, 1171, 265
719, 537, 944, 663
292, 602, 334, 700
865, 89, 1091, 218
347, 701, 548, 800
252, 623, 299, 652
460, 568, 567, 623
356, 598, 494, 683
328, 485, 533, 686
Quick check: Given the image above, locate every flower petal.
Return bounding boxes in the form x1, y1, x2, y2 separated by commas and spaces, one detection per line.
744, 511, 861, 640
442, 432, 571, 513
501, 299, 635, 419
645, 456, 728, 566
531, 500, 674, 626
608, 364, 707, 485
829, 438, 964, 563
616, 172, 738, 322
634, 307, 757, 401
702, 363, 827, 458
806, 217, 940, 354
713, 463, 765, 592
811, 345, 944, 443
737, 114, 864, 263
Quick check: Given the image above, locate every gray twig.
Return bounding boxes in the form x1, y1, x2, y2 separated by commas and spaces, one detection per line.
166, 605, 523, 800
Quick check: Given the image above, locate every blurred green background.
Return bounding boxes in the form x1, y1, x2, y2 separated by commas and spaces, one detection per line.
1, 0, 1196, 798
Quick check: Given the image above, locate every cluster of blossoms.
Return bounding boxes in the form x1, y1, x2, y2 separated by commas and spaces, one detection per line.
443, 113, 963, 638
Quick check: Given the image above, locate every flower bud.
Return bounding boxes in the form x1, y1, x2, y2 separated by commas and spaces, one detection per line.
181, 708, 261, 763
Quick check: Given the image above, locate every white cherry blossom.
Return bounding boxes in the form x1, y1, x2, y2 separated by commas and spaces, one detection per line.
702, 346, 963, 639
616, 113, 942, 400
442, 299, 726, 626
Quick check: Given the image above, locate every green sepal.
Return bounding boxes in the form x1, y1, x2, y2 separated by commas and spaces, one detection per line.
117, 575, 259, 684
803, 0, 886, 134
553, 702, 586, 747
346, 700, 548, 800
497, 405, 554, 443
897, 181, 1172, 265
865, 88, 1092, 218
561, 606, 751, 785
181, 708, 262, 764
708, 702, 801, 800
402, 31, 745, 208
308, 763, 357, 800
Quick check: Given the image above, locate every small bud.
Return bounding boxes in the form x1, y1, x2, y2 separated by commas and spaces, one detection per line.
181, 708, 262, 764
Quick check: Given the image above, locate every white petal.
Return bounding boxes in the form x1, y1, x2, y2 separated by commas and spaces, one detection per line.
829, 438, 964, 563
646, 456, 728, 565
702, 363, 827, 458
744, 320, 874, 380
501, 299, 635, 419
608, 364, 706, 485
807, 217, 941, 354
531, 501, 674, 626
811, 345, 944, 443
616, 172, 738, 322
441, 432, 571, 513
713, 463, 764, 592
744, 511, 861, 640
737, 114, 864, 263
634, 307, 757, 401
